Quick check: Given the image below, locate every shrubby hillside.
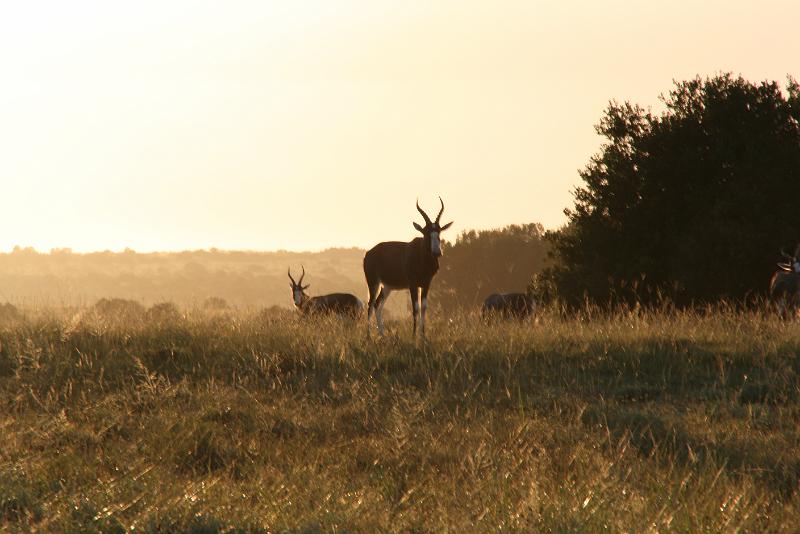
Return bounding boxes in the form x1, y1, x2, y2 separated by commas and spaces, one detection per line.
0, 247, 365, 309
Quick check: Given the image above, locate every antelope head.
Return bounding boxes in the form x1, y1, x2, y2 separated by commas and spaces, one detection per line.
288, 266, 310, 307
413, 197, 453, 257
778, 245, 800, 273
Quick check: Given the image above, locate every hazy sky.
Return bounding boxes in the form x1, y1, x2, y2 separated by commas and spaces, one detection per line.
2, 1, 797, 252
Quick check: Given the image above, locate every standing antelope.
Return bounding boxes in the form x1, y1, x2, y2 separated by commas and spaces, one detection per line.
288, 266, 364, 317
482, 292, 536, 320
363, 197, 453, 336
770, 246, 800, 318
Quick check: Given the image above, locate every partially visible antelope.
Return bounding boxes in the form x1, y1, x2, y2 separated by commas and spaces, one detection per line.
288, 266, 364, 317
482, 292, 536, 320
364, 197, 453, 336
770, 245, 800, 318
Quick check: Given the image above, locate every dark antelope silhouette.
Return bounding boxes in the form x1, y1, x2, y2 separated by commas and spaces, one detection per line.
288, 267, 363, 317
363, 197, 453, 336
770, 245, 800, 318
482, 293, 536, 320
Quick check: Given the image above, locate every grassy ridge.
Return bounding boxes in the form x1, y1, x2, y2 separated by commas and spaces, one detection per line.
1, 307, 799, 532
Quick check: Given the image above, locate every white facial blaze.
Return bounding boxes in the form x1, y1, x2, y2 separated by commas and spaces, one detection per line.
293, 288, 303, 306
430, 231, 441, 256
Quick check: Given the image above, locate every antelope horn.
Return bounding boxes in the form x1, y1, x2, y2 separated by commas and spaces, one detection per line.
416, 199, 432, 225
299, 265, 306, 285
288, 268, 296, 286
435, 196, 444, 224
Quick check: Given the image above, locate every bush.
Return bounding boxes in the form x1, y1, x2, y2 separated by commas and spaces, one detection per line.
93, 298, 146, 319
146, 301, 182, 321
0, 303, 21, 322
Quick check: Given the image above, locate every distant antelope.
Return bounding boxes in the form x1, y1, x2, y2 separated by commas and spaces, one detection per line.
770, 246, 800, 318
288, 266, 364, 317
364, 197, 453, 336
482, 293, 536, 320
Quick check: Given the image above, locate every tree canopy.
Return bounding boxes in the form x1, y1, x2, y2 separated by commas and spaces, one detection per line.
547, 73, 800, 305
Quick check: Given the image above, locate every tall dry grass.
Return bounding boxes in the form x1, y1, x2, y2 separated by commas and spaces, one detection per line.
0, 303, 798, 531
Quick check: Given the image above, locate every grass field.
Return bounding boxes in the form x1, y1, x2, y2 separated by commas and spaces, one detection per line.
1, 305, 799, 532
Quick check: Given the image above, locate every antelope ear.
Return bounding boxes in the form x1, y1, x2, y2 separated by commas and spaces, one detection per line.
289, 283, 294, 288
413, 222, 425, 233
440, 221, 453, 231
302, 284, 310, 290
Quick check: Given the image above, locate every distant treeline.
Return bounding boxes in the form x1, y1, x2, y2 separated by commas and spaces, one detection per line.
0, 227, 549, 311
0, 247, 365, 309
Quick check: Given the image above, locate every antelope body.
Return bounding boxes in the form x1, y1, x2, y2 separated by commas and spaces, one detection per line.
288, 267, 363, 317
769, 246, 800, 318
364, 198, 453, 336
482, 293, 536, 320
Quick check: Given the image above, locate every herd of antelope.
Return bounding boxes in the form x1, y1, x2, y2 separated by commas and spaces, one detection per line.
289, 198, 800, 333
288, 197, 535, 337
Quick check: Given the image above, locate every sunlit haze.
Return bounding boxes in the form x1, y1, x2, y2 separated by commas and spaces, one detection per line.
2, 1, 797, 252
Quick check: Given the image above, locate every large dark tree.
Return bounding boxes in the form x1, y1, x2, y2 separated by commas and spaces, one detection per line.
547, 74, 800, 304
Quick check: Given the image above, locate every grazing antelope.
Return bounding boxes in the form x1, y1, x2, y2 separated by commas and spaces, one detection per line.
482, 292, 536, 320
363, 197, 453, 336
288, 266, 364, 317
770, 246, 800, 318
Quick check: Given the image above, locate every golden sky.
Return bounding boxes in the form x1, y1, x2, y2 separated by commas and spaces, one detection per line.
1, 1, 797, 252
